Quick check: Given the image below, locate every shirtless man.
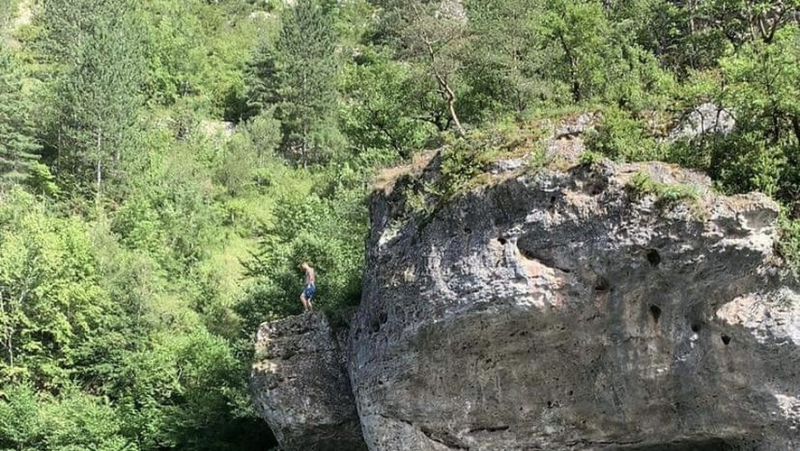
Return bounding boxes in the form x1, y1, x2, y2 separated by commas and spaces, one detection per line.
300, 262, 316, 312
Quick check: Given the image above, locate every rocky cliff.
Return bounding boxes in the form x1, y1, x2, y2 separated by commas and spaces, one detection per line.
250, 313, 367, 451
252, 131, 800, 450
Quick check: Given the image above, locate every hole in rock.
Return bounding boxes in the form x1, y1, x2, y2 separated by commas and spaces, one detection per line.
370, 320, 380, 333
370, 313, 388, 334
721, 334, 731, 345
498, 237, 507, 245
646, 249, 662, 267
691, 323, 701, 333
594, 277, 610, 292
584, 178, 608, 196
468, 425, 510, 433
649, 305, 662, 324
464, 228, 472, 234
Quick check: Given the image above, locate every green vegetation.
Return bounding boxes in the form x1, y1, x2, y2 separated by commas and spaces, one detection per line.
626, 171, 700, 205
0, 0, 799, 449
579, 150, 605, 166
0, 45, 43, 189
779, 216, 800, 276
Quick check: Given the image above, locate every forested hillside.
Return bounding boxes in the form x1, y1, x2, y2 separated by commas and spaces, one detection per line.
0, 0, 798, 449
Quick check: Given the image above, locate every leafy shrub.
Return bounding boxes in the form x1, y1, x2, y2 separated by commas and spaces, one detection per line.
579, 150, 604, 166
215, 133, 258, 196
0, 385, 131, 451
439, 141, 491, 198
779, 216, 800, 276
586, 106, 661, 162
528, 145, 550, 171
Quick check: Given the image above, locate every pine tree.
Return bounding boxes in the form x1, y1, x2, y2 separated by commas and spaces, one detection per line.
43, 0, 144, 196
0, 45, 41, 189
249, 0, 341, 165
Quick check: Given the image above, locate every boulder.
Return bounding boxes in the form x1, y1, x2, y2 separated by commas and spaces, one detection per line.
250, 138, 800, 450
250, 313, 367, 451
350, 158, 799, 450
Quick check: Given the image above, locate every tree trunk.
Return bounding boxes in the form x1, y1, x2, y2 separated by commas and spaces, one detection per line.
558, 32, 581, 103
0, 293, 10, 367
443, 81, 465, 137
301, 71, 309, 167
791, 115, 800, 146
424, 40, 465, 137
689, 0, 696, 69
96, 132, 103, 202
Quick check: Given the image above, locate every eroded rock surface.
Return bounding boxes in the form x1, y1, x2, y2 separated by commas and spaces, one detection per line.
350, 159, 800, 450
250, 313, 367, 451
668, 102, 735, 141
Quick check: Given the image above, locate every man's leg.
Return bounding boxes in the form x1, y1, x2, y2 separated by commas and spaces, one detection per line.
300, 293, 310, 311
307, 297, 314, 312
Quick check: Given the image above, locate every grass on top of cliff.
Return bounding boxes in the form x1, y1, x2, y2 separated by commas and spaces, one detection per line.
625, 171, 701, 205
375, 122, 567, 230
373, 118, 555, 196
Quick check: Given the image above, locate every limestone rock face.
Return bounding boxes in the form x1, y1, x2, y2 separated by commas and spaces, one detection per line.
668, 102, 735, 141
250, 313, 367, 451
350, 159, 800, 450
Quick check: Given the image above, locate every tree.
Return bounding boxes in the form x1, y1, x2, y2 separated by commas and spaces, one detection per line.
375, 0, 470, 135
463, 0, 548, 117
341, 51, 436, 158
41, 0, 145, 197
538, 0, 614, 103
0, 188, 112, 387
711, 25, 800, 203
0, 44, 42, 189
612, 0, 800, 74
248, 0, 342, 165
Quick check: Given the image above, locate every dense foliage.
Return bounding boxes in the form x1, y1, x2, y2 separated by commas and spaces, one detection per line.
0, 0, 798, 449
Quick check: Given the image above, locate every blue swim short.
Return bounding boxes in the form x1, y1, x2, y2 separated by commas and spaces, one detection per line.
303, 283, 316, 300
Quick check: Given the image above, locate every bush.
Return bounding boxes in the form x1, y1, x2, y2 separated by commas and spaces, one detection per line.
586, 106, 661, 162
0, 385, 131, 451
579, 150, 604, 166
779, 216, 800, 276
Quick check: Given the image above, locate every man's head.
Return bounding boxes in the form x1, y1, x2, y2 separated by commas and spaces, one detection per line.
300, 262, 310, 270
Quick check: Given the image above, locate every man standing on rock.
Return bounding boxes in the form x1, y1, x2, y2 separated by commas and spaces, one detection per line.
300, 262, 316, 312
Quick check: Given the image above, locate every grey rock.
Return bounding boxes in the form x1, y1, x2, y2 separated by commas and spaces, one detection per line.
351, 159, 799, 450
250, 313, 367, 451
199, 119, 236, 138
489, 158, 525, 175
555, 112, 597, 139
669, 102, 735, 141
545, 112, 597, 165
248, 10, 274, 21
438, 0, 466, 23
